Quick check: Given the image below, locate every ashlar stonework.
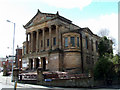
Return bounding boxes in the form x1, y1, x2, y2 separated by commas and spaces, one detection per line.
22, 10, 99, 74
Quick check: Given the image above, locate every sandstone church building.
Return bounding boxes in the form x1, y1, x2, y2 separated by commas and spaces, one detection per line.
22, 10, 99, 74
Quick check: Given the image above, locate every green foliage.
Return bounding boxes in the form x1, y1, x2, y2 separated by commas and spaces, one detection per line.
112, 54, 119, 64
93, 36, 118, 83
98, 36, 113, 57
94, 56, 116, 80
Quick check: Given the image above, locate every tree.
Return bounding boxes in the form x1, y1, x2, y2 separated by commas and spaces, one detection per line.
94, 56, 115, 81
98, 36, 113, 57
94, 36, 116, 84
112, 54, 119, 64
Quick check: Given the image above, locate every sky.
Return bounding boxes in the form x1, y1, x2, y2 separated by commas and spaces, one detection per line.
0, 0, 119, 57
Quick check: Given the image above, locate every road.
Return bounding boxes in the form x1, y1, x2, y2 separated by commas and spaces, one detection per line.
0, 82, 120, 90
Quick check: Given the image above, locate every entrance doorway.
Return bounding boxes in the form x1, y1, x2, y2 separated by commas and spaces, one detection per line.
30, 59, 33, 70
36, 58, 39, 69
42, 57, 46, 70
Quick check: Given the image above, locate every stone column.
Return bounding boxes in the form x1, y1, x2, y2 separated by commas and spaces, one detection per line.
42, 29, 45, 50
29, 33, 31, 53
26, 33, 28, 54
49, 26, 52, 49
36, 30, 39, 53
31, 32, 33, 53
56, 25, 59, 48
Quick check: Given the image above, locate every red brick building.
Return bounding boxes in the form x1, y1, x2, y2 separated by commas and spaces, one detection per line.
16, 46, 22, 70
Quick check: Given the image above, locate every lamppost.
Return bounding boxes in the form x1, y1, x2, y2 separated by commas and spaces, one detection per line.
6, 20, 15, 81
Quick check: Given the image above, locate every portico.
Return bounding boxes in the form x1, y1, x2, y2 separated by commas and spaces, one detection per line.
26, 24, 59, 54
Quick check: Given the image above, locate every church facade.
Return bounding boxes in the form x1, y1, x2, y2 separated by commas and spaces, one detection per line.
22, 10, 99, 74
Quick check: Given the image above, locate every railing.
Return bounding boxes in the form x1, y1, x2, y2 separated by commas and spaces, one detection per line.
18, 72, 89, 81
19, 73, 37, 80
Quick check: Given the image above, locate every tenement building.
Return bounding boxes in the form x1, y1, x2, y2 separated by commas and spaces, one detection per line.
22, 10, 100, 74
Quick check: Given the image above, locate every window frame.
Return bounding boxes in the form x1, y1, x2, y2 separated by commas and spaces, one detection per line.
70, 37, 75, 47
77, 37, 79, 47
85, 36, 88, 49
47, 39, 49, 47
41, 40, 43, 47
65, 37, 68, 47
91, 39, 93, 51
53, 37, 56, 46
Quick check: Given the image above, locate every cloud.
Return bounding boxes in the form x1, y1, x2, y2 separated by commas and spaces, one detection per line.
93, 0, 119, 2
75, 13, 118, 53
41, 0, 92, 10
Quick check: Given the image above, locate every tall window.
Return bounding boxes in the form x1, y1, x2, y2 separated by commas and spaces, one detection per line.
91, 40, 93, 51
53, 37, 56, 46
77, 37, 79, 47
23, 46, 26, 55
71, 37, 75, 47
65, 37, 68, 47
85, 36, 88, 49
96, 41, 98, 51
41, 40, 43, 47
47, 39, 49, 47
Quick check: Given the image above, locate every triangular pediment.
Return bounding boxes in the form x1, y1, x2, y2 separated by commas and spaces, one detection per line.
24, 9, 72, 29
24, 10, 56, 28
83, 27, 93, 35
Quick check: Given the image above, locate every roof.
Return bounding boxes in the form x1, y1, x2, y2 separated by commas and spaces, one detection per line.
24, 9, 72, 29
82, 27, 100, 38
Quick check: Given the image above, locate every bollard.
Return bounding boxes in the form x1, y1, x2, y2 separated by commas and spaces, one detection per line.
14, 80, 17, 90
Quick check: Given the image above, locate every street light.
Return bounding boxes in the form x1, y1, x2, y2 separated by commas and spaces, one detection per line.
6, 20, 16, 82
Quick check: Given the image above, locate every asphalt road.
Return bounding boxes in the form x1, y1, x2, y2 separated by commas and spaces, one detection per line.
0, 83, 120, 90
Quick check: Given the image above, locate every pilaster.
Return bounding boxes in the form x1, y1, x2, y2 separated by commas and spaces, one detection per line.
42, 29, 45, 50
56, 25, 59, 48
49, 26, 52, 49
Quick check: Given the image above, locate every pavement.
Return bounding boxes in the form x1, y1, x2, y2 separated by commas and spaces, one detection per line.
0, 72, 51, 89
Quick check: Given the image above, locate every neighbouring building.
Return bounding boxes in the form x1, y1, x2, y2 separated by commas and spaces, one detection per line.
22, 10, 100, 74
2, 55, 15, 71
0, 58, 6, 71
15, 46, 22, 70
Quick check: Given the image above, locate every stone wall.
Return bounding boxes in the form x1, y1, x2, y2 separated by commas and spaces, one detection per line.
37, 77, 94, 87
63, 52, 81, 73
48, 53, 60, 71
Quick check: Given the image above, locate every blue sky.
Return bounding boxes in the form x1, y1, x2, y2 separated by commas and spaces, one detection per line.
0, 0, 118, 57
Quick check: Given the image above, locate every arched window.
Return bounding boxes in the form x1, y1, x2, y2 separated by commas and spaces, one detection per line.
85, 36, 88, 49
